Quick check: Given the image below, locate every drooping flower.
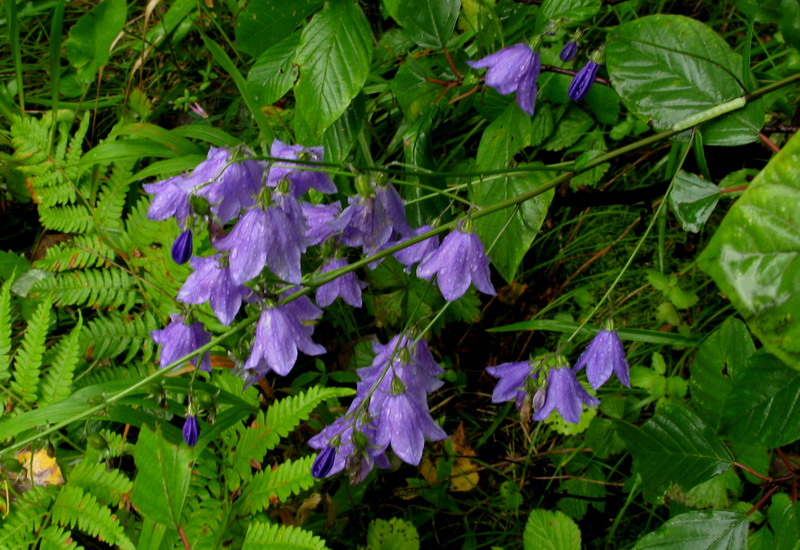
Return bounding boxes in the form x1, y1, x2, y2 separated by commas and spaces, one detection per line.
416, 228, 496, 302
182, 415, 199, 447
315, 257, 366, 308
242, 297, 325, 378
189, 147, 264, 224
373, 387, 447, 466
486, 361, 536, 409
301, 201, 341, 246
560, 41, 578, 62
568, 61, 600, 101
468, 43, 541, 116
171, 230, 193, 265
532, 366, 600, 424
151, 314, 212, 372
143, 174, 195, 224
334, 181, 413, 254
177, 255, 250, 326
573, 329, 630, 389
392, 225, 439, 272
266, 139, 336, 196
214, 205, 305, 284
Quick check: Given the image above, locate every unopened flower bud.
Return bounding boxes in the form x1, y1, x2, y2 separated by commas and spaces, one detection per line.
171, 230, 193, 264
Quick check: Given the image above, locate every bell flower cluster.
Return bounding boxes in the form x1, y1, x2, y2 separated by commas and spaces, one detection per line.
487, 327, 629, 424
144, 139, 500, 475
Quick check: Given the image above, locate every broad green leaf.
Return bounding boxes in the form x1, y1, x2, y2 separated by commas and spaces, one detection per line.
698, 132, 800, 368
767, 494, 800, 550
721, 352, 800, 448
689, 317, 755, 432
235, 0, 322, 57
401, 109, 448, 227
392, 56, 441, 122
670, 171, 720, 233
664, 468, 741, 509
473, 104, 554, 283
605, 15, 764, 146
635, 510, 747, 550
523, 509, 581, 550
615, 404, 733, 502
66, 0, 126, 82
780, 0, 800, 51
246, 32, 301, 106
366, 518, 421, 550
541, 0, 601, 23
383, 0, 460, 48
130, 425, 192, 530
543, 107, 594, 152
294, 0, 372, 139
323, 93, 365, 164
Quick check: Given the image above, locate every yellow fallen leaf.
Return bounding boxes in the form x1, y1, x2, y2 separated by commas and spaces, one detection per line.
16, 449, 65, 487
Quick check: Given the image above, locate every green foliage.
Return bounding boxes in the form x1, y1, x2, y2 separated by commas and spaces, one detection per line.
523, 509, 582, 550
239, 455, 317, 513
366, 518, 420, 550
50, 485, 136, 550
243, 522, 330, 550
9, 298, 52, 404
634, 510, 747, 549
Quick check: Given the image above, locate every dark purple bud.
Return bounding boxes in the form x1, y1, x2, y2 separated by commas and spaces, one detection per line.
171, 230, 193, 264
568, 61, 600, 101
311, 446, 336, 479
182, 415, 199, 446
560, 41, 578, 62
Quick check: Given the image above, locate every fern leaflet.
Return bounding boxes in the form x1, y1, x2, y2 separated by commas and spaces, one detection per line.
10, 298, 52, 403
0, 277, 12, 383
231, 386, 354, 483
50, 485, 136, 550
69, 459, 133, 507
39, 204, 93, 233
239, 455, 316, 513
36, 234, 114, 272
39, 525, 82, 550
242, 521, 330, 550
39, 315, 84, 407
80, 310, 158, 363
33, 268, 138, 309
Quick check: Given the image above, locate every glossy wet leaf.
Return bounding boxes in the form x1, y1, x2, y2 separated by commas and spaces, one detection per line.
235, 0, 322, 57
635, 510, 747, 550
541, 0, 601, 23
294, 0, 372, 138
721, 352, 800, 448
247, 33, 300, 106
472, 104, 554, 284
689, 317, 756, 432
523, 509, 581, 550
670, 171, 720, 232
130, 425, 192, 530
698, 132, 800, 368
383, 0, 460, 48
66, 0, 126, 83
605, 15, 764, 145
615, 403, 733, 502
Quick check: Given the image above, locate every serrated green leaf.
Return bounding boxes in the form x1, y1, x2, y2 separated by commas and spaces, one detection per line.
11, 298, 52, 403
541, 0, 600, 23
130, 425, 192, 530
66, 0, 126, 82
294, 0, 372, 138
606, 15, 764, 146
635, 510, 747, 550
247, 32, 300, 106
473, 104, 554, 283
670, 171, 720, 233
698, 132, 800, 368
689, 317, 755, 432
615, 404, 733, 502
39, 316, 83, 407
523, 509, 581, 550
235, 0, 322, 58
543, 107, 594, 152
721, 352, 800, 447
366, 517, 421, 550
384, 0, 460, 48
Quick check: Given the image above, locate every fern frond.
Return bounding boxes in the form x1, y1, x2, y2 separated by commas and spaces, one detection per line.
94, 161, 132, 237
242, 521, 329, 550
69, 460, 133, 507
50, 485, 136, 550
232, 386, 355, 482
10, 115, 51, 166
240, 455, 316, 513
76, 361, 149, 389
36, 234, 114, 272
64, 115, 91, 181
39, 525, 82, 550
39, 316, 84, 407
80, 310, 158, 363
32, 268, 137, 309
39, 204, 93, 233
10, 298, 52, 403
118, 197, 164, 251
0, 486, 54, 549
0, 277, 12, 383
